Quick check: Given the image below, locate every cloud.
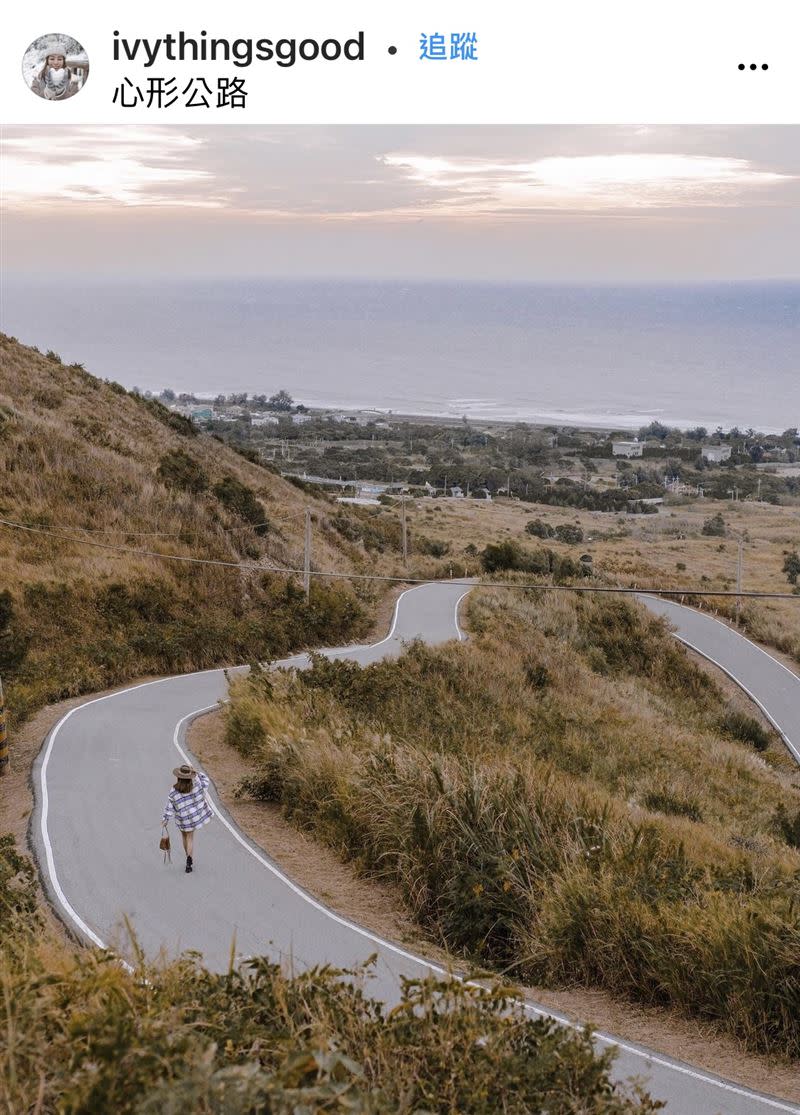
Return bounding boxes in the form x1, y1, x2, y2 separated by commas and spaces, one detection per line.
378, 152, 791, 213
1, 127, 223, 208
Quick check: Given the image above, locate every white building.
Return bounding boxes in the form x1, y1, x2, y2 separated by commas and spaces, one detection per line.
701, 445, 732, 463
612, 439, 644, 458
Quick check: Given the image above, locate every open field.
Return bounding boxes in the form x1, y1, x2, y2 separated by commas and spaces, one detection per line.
398, 494, 800, 663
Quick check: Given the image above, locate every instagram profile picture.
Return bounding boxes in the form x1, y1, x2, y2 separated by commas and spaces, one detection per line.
22, 34, 89, 100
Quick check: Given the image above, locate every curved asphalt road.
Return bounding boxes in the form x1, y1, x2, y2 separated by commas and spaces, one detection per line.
30, 582, 800, 1115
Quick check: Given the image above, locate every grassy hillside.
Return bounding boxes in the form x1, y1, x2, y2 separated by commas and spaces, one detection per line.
226, 586, 800, 1056
0, 334, 383, 722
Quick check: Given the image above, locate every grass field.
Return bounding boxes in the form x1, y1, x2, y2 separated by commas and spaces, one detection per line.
226, 586, 800, 1057
399, 493, 800, 662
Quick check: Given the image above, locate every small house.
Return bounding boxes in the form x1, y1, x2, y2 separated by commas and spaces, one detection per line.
701, 445, 732, 463
612, 439, 644, 458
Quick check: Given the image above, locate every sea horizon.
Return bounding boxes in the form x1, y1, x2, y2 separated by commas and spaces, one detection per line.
3, 276, 798, 434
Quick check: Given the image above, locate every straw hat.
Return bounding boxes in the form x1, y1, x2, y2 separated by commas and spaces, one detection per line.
172, 763, 197, 780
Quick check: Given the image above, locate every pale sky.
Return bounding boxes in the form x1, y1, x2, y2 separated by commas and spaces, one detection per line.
2, 125, 798, 279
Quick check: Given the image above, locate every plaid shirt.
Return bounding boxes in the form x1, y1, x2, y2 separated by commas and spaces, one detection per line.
162, 772, 213, 832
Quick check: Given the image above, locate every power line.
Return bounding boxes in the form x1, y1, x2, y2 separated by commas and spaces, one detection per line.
0, 516, 797, 599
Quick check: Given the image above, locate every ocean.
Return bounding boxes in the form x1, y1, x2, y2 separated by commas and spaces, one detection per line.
2, 278, 797, 431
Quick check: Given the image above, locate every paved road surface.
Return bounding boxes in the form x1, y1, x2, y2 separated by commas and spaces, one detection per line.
31, 583, 799, 1114
642, 595, 799, 763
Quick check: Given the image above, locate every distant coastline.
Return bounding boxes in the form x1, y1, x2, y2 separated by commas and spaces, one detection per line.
3, 277, 797, 434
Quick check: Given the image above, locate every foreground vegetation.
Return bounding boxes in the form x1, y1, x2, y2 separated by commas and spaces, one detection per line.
226, 588, 800, 1058
0, 836, 658, 1114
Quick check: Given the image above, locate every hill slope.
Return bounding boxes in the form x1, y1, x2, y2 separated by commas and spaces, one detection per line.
0, 334, 380, 720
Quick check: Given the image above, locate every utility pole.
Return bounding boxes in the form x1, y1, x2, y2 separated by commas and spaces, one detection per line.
303, 509, 312, 603
735, 537, 744, 625
0, 677, 7, 776
756, 477, 762, 502
401, 494, 408, 566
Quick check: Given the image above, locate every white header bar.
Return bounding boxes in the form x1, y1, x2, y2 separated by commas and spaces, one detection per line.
2, 1, 799, 124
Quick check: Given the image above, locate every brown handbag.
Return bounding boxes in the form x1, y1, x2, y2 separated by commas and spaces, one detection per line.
159, 827, 171, 863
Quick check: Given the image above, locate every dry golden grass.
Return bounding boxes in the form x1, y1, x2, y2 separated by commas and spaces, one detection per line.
0, 335, 399, 719
226, 587, 800, 1055
399, 493, 800, 661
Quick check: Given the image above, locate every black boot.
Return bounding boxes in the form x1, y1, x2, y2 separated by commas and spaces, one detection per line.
185, 855, 193, 873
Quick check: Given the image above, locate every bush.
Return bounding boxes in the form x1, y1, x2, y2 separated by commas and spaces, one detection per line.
0, 589, 28, 675
133, 394, 197, 437
554, 523, 584, 544
0, 833, 40, 933
0, 867, 658, 1115
156, 449, 209, 494
701, 513, 726, 537
481, 542, 589, 583
232, 444, 262, 465
719, 710, 771, 752
213, 475, 269, 532
416, 535, 451, 557
525, 519, 554, 539
783, 550, 800, 585
775, 804, 800, 849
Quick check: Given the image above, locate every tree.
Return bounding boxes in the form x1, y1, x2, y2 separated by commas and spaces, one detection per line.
783, 551, 800, 585
638, 420, 670, 440
686, 426, 708, 442
161, 388, 176, 402
268, 389, 294, 412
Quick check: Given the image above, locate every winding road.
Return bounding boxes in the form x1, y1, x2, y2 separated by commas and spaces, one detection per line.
30, 582, 800, 1114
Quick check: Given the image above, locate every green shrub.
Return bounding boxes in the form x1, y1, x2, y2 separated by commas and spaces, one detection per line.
0, 589, 28, 675
132, 394, 197, 437
156, 449, 209, 494
213, 475, 269, 531
232, 444, 262, 465
719, 710, 771, 752
783, 550, 800, 586
416, 535, 451, 557
525, 519, 554, 539
775, 803, 800, 849
554, 523, 584, 544
0, 833, 40, 934
0, 874, 658, 1115
701, 512, 726, 537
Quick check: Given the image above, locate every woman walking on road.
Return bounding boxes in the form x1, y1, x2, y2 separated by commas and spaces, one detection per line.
161, 763, 213, 873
